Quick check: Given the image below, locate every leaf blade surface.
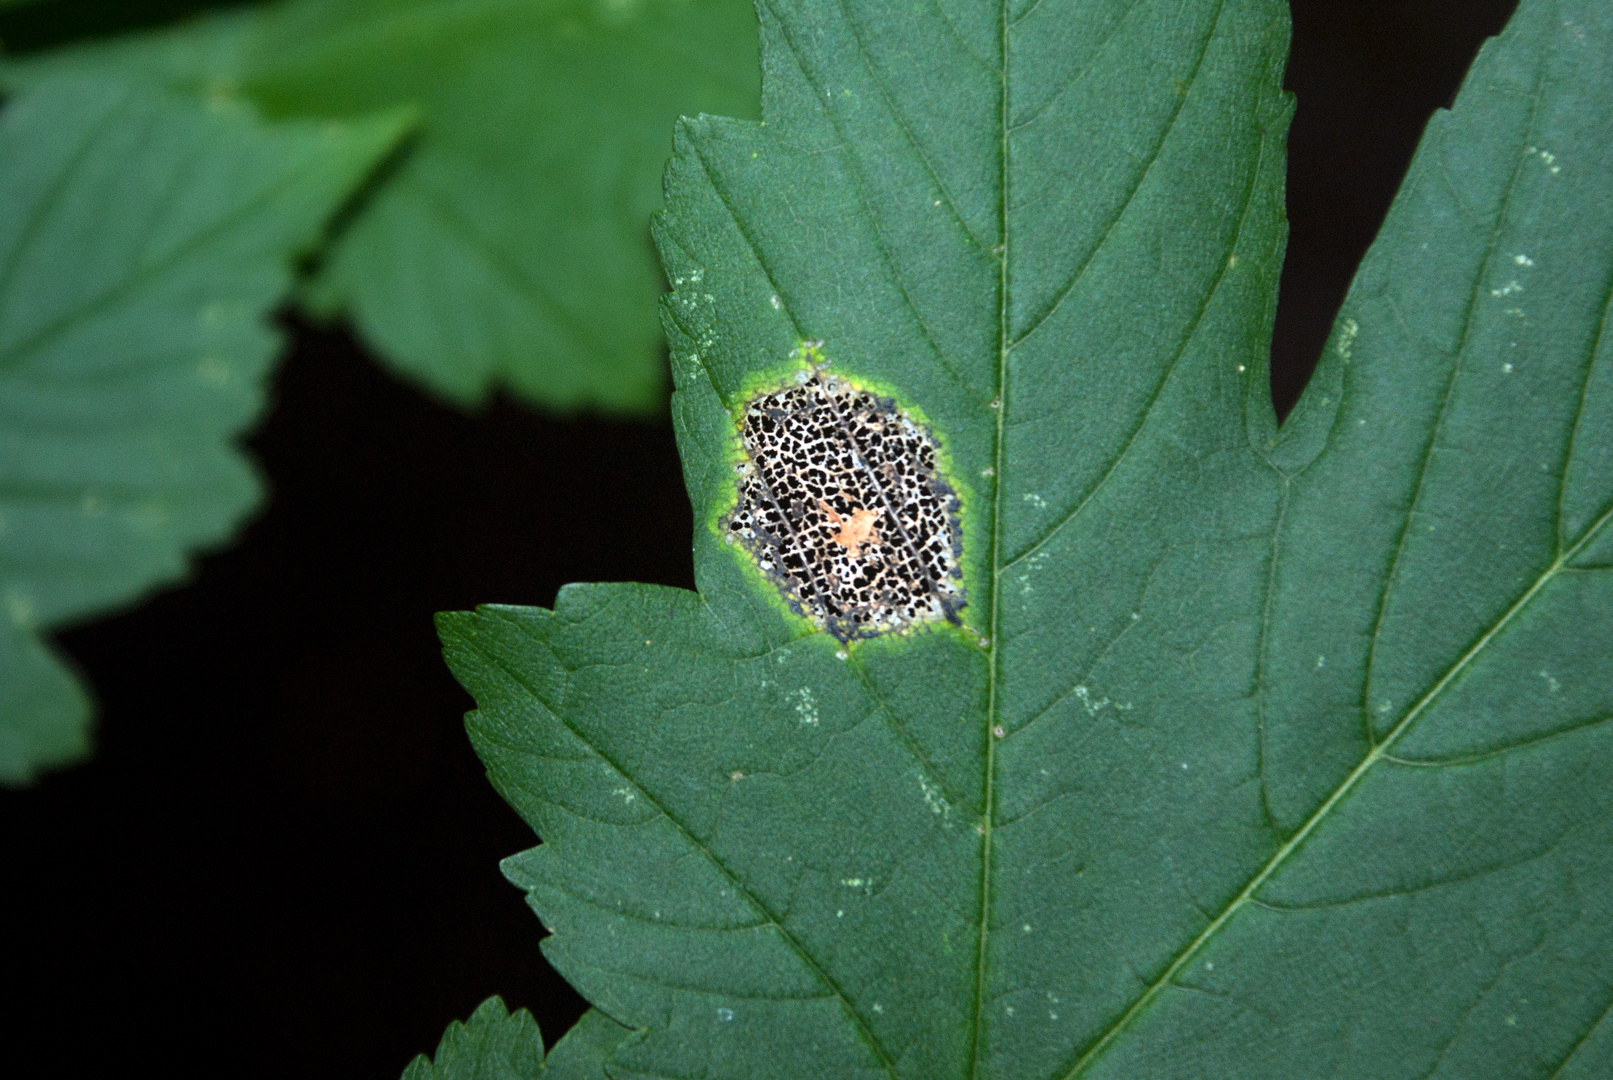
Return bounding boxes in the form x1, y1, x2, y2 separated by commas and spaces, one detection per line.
442, 1, 1613, 1078
401, 997, 633, 1080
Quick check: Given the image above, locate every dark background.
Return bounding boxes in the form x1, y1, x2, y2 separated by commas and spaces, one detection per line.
1, 1, 1519, 1076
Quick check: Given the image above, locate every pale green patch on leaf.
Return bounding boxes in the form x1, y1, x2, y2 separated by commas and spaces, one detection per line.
0, 74, 406, 785
403, 997, 633, 1080
440, 0, 1613, 1077
2, 0, 761, 412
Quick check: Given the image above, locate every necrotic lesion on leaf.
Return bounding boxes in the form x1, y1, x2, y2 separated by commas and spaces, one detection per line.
724, 359, 964, 641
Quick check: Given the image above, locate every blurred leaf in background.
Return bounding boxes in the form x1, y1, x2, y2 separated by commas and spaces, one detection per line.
4, 0, 763, 411
0, 74, 406, 784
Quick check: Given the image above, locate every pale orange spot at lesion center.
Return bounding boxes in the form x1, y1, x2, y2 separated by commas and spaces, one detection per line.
818, 499, 882, 558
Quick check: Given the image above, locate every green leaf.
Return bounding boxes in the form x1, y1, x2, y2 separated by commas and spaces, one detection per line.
0, 74, 406, 784
402, 997, 634, 1080
439, 0, 1613, 1077
3, 0, 762, 411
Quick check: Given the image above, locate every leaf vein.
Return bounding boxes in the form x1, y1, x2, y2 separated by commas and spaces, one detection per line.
1359, 67, 1553, 735
1052, 495, 1613, 1080
834, 0, 992, 252
767, 6, 983, 401
1001, 110, 1270, 573
1006, 0, 1230, 351
465, 617, 903, 1079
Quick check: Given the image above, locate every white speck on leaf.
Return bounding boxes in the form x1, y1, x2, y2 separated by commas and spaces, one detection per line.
1336, 318, 1359, 359
1018, 550, 1050, 596
1072, 685, 1118, 715
794, 687, 819, 726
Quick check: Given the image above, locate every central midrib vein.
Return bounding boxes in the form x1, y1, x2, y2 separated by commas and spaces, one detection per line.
967, 3, 1013, 1077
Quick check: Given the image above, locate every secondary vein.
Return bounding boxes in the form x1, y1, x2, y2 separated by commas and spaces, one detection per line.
1057, 501, 1613, 1080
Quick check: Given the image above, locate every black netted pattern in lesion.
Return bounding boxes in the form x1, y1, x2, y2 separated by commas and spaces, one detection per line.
725, 370, 964, 641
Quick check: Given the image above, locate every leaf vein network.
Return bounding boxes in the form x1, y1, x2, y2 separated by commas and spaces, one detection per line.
1358, 71, 1547, 730
1000, 116, 1269, 573
926, 0, 1001, 74
467, 621, 906, 1078
1544, 991, 1613, 1080
845, 654, 976, 810
1006, 0, 1229, 351
1050, 491, 1613, 1080
766, 7, 981, 400
832, 0, 993, 252
1552, 260, 1613, 551
1005, 0, 1149, 134
1383, 712, 1613, 768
